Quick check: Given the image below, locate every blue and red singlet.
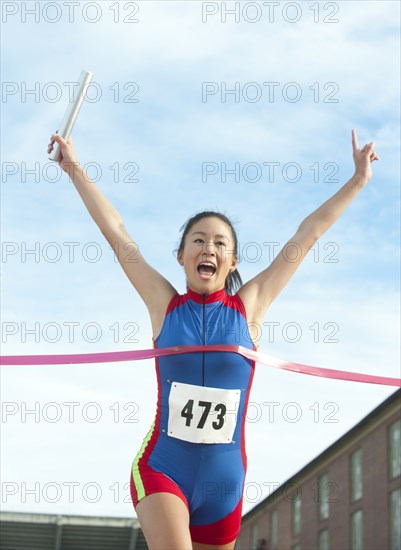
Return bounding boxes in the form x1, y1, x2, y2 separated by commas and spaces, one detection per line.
130, 287, 256, 545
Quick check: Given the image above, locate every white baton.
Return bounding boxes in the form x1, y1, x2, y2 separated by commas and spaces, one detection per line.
49, 69, 93, 162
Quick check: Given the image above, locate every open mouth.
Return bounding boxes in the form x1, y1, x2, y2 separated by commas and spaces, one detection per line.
197, 262, 217, 280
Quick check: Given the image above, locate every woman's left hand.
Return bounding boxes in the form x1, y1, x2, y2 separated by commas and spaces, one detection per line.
352, 128, 379, 184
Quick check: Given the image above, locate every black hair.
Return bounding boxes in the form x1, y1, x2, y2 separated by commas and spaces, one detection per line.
176, 210, 242, 295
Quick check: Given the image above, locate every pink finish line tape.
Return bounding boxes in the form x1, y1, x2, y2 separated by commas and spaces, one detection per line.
1, 345, 400, 387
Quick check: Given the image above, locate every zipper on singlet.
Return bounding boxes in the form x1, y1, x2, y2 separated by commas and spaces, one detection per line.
202, 293, 206, 386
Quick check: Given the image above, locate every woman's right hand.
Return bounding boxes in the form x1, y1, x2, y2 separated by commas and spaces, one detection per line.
47, 134, 79, 174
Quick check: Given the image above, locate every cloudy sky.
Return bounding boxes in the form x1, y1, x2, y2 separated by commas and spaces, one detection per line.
1, 0, 400, 519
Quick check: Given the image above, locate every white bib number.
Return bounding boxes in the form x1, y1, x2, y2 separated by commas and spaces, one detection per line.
167, 381, 240, 444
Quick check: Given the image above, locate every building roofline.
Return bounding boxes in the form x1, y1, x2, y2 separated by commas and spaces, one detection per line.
242, 388, 401, 521
0, 510, 140, 528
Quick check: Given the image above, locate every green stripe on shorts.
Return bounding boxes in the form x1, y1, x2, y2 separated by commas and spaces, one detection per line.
132, 421, 156, 501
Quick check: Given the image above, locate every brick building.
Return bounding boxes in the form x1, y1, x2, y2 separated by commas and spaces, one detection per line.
236, 389, 400, 550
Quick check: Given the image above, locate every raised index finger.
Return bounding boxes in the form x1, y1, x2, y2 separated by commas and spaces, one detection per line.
352, 128, 359, 152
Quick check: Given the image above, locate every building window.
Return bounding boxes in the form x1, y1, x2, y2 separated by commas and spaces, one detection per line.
318, 473, 329, 520
251, 524, 258, 550
292, 496, 301, 536
350, 448, 363, 501
350, 509, 363, 550
390, 487, 401, 550
318, 529, 329, 550
389, 418, 401, 479
271, 510, 278, 550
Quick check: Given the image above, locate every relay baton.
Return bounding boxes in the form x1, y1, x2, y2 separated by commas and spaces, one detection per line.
48, 69, 93, 162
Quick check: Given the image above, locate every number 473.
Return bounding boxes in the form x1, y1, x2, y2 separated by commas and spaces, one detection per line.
181, 399, 226, 430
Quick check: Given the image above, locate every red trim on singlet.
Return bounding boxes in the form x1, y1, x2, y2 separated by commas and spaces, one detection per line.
223, 292, 247, 319
225, 292, 256, 474
166, 288, 248, 320
187, 287, 226, 304
241, 359, 255, 472
165, 292, 189, 316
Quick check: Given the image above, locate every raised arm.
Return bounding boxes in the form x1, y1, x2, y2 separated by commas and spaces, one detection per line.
238, 129, 379, 325
47, 134, 177, 331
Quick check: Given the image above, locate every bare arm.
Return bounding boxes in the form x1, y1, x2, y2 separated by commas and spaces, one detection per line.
47, 134, 177, 324
238, 129, 379, 324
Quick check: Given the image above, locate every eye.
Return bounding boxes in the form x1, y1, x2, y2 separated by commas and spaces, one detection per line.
215, 241, 226, 247
194, 238, 204, 244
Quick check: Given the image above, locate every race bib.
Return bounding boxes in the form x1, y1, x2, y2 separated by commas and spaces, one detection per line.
167, 381, 241, 444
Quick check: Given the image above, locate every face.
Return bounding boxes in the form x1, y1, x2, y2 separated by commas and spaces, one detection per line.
177, 216, 238, 294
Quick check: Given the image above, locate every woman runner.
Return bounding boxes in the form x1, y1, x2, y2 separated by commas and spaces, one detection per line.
47, 129, 378, 550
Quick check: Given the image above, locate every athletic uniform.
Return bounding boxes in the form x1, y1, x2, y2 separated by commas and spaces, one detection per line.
130, 287, 256, 545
